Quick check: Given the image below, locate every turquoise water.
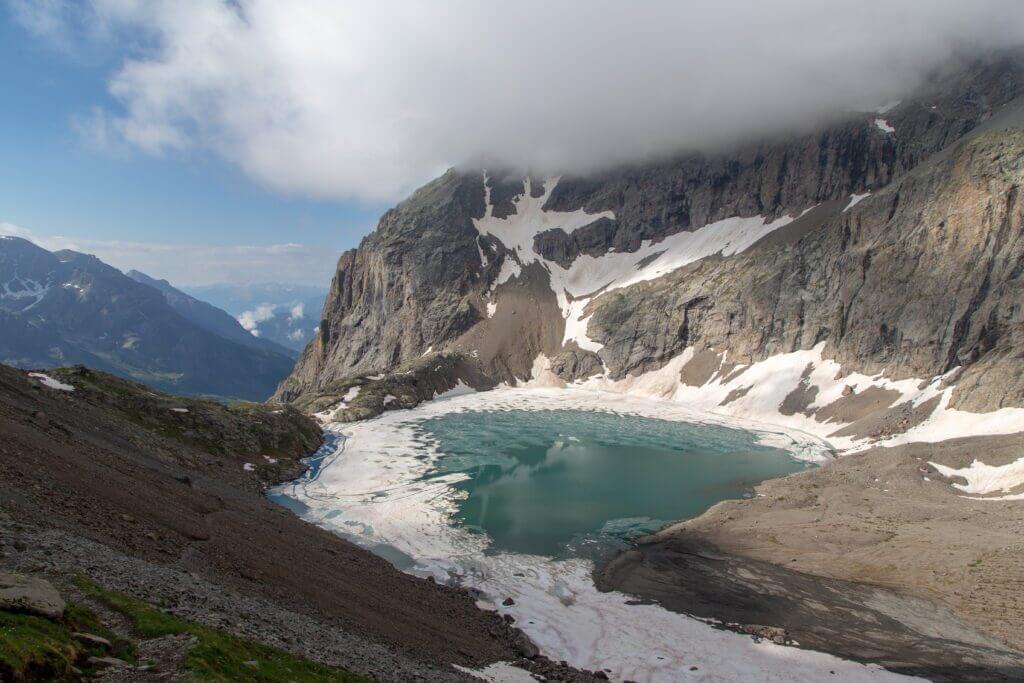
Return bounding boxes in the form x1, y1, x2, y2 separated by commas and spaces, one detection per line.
416, 409, 811, 559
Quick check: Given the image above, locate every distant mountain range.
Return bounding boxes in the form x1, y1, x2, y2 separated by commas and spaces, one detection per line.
184, 283, 327, 353
125, 270, 298, 359
0, 236, 296, 401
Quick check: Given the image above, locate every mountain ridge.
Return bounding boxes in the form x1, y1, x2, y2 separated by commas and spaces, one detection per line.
0, 237, 295, 401
275, 53, 1024, 436
125, 269, 298, 359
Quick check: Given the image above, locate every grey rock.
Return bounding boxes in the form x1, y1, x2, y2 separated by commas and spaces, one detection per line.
549, 346, 604, 382
72, 631, 112, 648
512, 630, 539, 659
0, 572, 65, 619
86, 655, 129, 668
277, 53, 1024, 420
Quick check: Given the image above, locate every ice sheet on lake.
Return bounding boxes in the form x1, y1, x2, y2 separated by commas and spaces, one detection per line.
275, 389, 913, 682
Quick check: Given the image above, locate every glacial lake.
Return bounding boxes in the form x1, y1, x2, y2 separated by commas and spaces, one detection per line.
415, 408, 812, 559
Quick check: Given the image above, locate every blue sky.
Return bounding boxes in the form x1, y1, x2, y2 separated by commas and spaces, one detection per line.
0, 10, 385, 286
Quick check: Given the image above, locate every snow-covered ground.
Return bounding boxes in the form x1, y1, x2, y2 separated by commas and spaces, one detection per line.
536, 343, 1024, 454
276, 389, 914, 682
1, 277, 50, 308
28, 372, 74, 392
929, 456, 1024, 501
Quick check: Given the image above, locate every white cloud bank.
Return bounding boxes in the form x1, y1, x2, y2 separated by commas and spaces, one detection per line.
13, 1, 1024, 201
0, 221, 339, 287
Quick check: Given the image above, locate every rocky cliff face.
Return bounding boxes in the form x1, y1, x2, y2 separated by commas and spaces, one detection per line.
276, 55, 1024, 438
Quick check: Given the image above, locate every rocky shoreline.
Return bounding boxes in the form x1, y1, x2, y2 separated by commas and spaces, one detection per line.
595, 434, 1024, 681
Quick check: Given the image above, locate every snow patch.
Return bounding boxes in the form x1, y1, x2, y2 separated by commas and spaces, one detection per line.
170, 407, 189, 413
1, 277, 50, 307
454, 662, 536, 682
433, 380, 476, 400
874, 118, 895, 134
28, 373, 74, 392
570, 343, 1024, 454
312, 385, 363, 423
474, 175, 811, 353
243, 462, 255, 472
930, 456, 1024, 498
486, 300, 498, 318
844, 193, 871, 211
383, 394, 398, 405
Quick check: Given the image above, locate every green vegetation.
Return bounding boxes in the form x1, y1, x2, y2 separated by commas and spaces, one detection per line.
0, 601, 132, 681
79, 580, 369, 682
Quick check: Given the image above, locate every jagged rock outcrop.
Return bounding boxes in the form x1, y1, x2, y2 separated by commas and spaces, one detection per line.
587, 126, 1024, 411
276, 54, 1024, 422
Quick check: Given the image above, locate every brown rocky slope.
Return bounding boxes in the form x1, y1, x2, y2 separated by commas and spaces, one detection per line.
0, 365, 596, 681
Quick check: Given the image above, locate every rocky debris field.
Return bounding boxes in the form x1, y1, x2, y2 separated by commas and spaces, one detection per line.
0, 364, 602, 681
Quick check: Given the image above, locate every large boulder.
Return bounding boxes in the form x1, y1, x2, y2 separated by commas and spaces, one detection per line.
0, 572, 66, 619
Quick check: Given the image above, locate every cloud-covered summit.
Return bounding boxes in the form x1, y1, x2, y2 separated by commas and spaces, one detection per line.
14, 0, 1024, 201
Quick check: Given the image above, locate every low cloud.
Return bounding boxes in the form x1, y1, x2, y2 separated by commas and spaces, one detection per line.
237, 303, 276, 335
0, 221, 339, 287
14, 1, 1024, 201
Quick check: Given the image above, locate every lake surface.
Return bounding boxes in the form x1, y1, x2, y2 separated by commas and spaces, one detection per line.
268, 390, 901, 681
416, 408, 811, 558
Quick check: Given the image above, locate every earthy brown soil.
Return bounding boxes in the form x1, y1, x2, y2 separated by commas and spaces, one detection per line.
597, 434, 1024, 681
0, 364, 600, 680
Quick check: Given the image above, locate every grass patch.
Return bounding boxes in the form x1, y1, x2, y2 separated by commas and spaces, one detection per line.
78, 580, 368, 682
0, 601, 133, 682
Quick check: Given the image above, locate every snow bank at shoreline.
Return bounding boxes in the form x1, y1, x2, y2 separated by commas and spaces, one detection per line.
274, 389, 912, 682
522, 343, 1024, 455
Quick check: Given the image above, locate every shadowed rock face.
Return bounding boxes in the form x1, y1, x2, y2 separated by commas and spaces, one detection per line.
277, 54, 1024, 418
587, 126, 1024, 411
